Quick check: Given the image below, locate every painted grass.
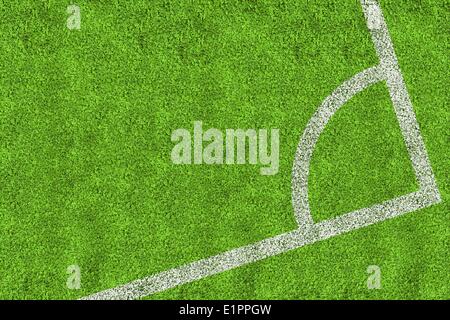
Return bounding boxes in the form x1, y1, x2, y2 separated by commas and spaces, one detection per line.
0, 0, 448, 299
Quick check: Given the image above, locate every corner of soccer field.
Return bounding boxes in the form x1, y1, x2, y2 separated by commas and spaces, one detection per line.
0, 0, 448, 299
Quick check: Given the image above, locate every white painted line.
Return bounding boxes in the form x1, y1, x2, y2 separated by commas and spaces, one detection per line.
292, 65, 384, 229
81, 0, 441, 300
81, 191, 436, 300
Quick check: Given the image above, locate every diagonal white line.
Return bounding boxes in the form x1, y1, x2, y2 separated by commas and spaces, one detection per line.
81, 191, 437, 300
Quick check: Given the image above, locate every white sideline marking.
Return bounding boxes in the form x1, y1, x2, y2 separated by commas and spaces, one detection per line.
81, 0, 441, 300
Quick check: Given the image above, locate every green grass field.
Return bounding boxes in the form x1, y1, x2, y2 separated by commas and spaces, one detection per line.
0, 0, 448, 299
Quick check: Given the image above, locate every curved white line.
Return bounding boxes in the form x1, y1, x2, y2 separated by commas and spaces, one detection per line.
292, 66, 384, 229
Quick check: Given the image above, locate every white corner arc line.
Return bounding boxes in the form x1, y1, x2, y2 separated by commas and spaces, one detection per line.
291, 65, 384, 229
81, 0, 441, 300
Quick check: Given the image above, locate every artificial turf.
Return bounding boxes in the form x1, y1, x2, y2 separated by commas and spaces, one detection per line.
0, 0, 448, 299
